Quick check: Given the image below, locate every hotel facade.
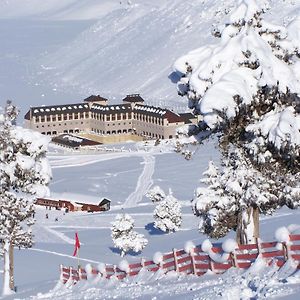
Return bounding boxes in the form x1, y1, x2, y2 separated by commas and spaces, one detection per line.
24, 94, 197, 143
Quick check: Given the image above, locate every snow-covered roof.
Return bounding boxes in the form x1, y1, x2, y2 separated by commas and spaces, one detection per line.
49, 192, 104, 205
91, 103, 131, 114
25, 103, 89, 119
133, 105, 184, 123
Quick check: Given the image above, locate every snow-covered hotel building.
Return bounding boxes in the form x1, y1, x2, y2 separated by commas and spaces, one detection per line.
24, 94, 197, 143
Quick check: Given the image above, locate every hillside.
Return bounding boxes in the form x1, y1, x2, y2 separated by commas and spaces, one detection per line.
0, 1, 300, 299
0, 0, 125, 20
36, 0, 300, 104
1, 0, 299, 114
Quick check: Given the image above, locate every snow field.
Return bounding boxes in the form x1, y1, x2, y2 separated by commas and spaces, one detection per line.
1, 138, 299, 299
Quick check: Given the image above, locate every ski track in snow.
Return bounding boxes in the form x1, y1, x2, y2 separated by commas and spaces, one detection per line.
43, 227, 75, 245
50, 153, 134, 169
28, 248, 99, 264
123, 154, 155, 208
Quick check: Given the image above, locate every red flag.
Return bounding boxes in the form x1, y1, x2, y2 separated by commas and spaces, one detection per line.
73, 232, 80, 256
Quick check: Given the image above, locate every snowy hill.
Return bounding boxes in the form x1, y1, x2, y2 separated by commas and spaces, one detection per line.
0, 0, 125, 20
35, 0, 300, 103
0, 1, 300, 299
1, 0, 299, 114
37, 0, 235, 103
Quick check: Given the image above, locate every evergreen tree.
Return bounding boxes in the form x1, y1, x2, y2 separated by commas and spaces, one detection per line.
192, 149, 298, 244
0, 101, 51, 295
153, 192, 182, 233
111, 213, 147, 257
173, 0, 300, 243
145, 185, 166, 203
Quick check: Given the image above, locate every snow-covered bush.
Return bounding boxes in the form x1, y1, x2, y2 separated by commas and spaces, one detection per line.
173, 0, 300, 170
111, 213, 148, 257
153, 192, 182, 233
0, 100, 51, 295
145, 185, 166, 203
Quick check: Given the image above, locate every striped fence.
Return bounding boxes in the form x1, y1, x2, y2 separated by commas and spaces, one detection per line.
60, 234, 300, 284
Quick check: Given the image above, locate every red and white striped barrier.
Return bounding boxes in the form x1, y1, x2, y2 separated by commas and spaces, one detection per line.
59, 234, 300, 284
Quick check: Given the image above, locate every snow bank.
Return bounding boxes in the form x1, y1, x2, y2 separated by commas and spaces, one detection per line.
97, 263, 106, 274
153, 252, 163, 265
275, 226, 290, 243
118, 260, 130, 273
222, 239, 238, 253
184, 241, 195, 254
201, 239, 213, 253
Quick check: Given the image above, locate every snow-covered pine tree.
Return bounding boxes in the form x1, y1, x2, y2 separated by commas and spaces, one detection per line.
173, 0, 300, 243
0, 101, 51, 296
153, 191, 182, 233
191, 149, 297, 244
173, 0, 300, 170
145, 185, 166, 203
111, 213, 148, 257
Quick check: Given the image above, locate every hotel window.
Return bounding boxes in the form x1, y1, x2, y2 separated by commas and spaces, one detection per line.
74, 113, 79, 120
112, 114, 116, 121
57, 115, 62, 121
41, 117, 45, 122
52, 115, 57, 122
80, 113, 84, 119
69, 114, 73, 120
117, 114, 121, 120
107, 115, 111, 121
46, 116, 51, 122
63, 114, 68, 121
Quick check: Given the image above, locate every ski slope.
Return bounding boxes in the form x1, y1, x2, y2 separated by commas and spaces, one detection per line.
0, 0, 300, 299
0, 139, 299, 299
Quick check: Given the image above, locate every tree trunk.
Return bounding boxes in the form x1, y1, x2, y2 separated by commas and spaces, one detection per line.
2, 240, 14, 296
236, 206, 259, 245
9, 243, 14, 291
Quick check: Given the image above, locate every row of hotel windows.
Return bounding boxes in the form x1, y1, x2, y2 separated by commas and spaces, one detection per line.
41, 129, 81, 136
41, 128, 170, 139
91, 128, 165, 139
34, 112, 89, 123
33, 112, 165, 125
92, 112, 131, 121
92, 128, 133, 135
92, 112, 164, 124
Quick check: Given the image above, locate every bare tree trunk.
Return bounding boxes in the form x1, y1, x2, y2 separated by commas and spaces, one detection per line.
9, 243, 14, 291
236, 206, 259, 245
2, 240, 14, 296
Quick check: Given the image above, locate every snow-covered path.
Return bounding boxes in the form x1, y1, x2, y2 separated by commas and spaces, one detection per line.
123, 154, 155, 208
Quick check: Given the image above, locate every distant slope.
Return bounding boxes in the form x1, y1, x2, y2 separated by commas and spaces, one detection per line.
39, 0, 235, 103
1, 0, 299, 107
38, 0, 300, 104
0, 0, 124, 20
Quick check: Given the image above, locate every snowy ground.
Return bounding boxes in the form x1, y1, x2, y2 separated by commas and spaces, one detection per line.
0, 139, 299, 299
1, 0, 300, 299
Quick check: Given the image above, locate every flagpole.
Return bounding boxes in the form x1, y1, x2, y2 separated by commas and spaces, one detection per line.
77, 247, 80, 270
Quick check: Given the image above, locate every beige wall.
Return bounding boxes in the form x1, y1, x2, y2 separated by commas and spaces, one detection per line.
25, 106, 189, 142
79, 133, 143, 144
26, 112, 91, 135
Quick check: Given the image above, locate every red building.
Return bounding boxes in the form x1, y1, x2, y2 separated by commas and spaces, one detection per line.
35, 197, 111, 213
